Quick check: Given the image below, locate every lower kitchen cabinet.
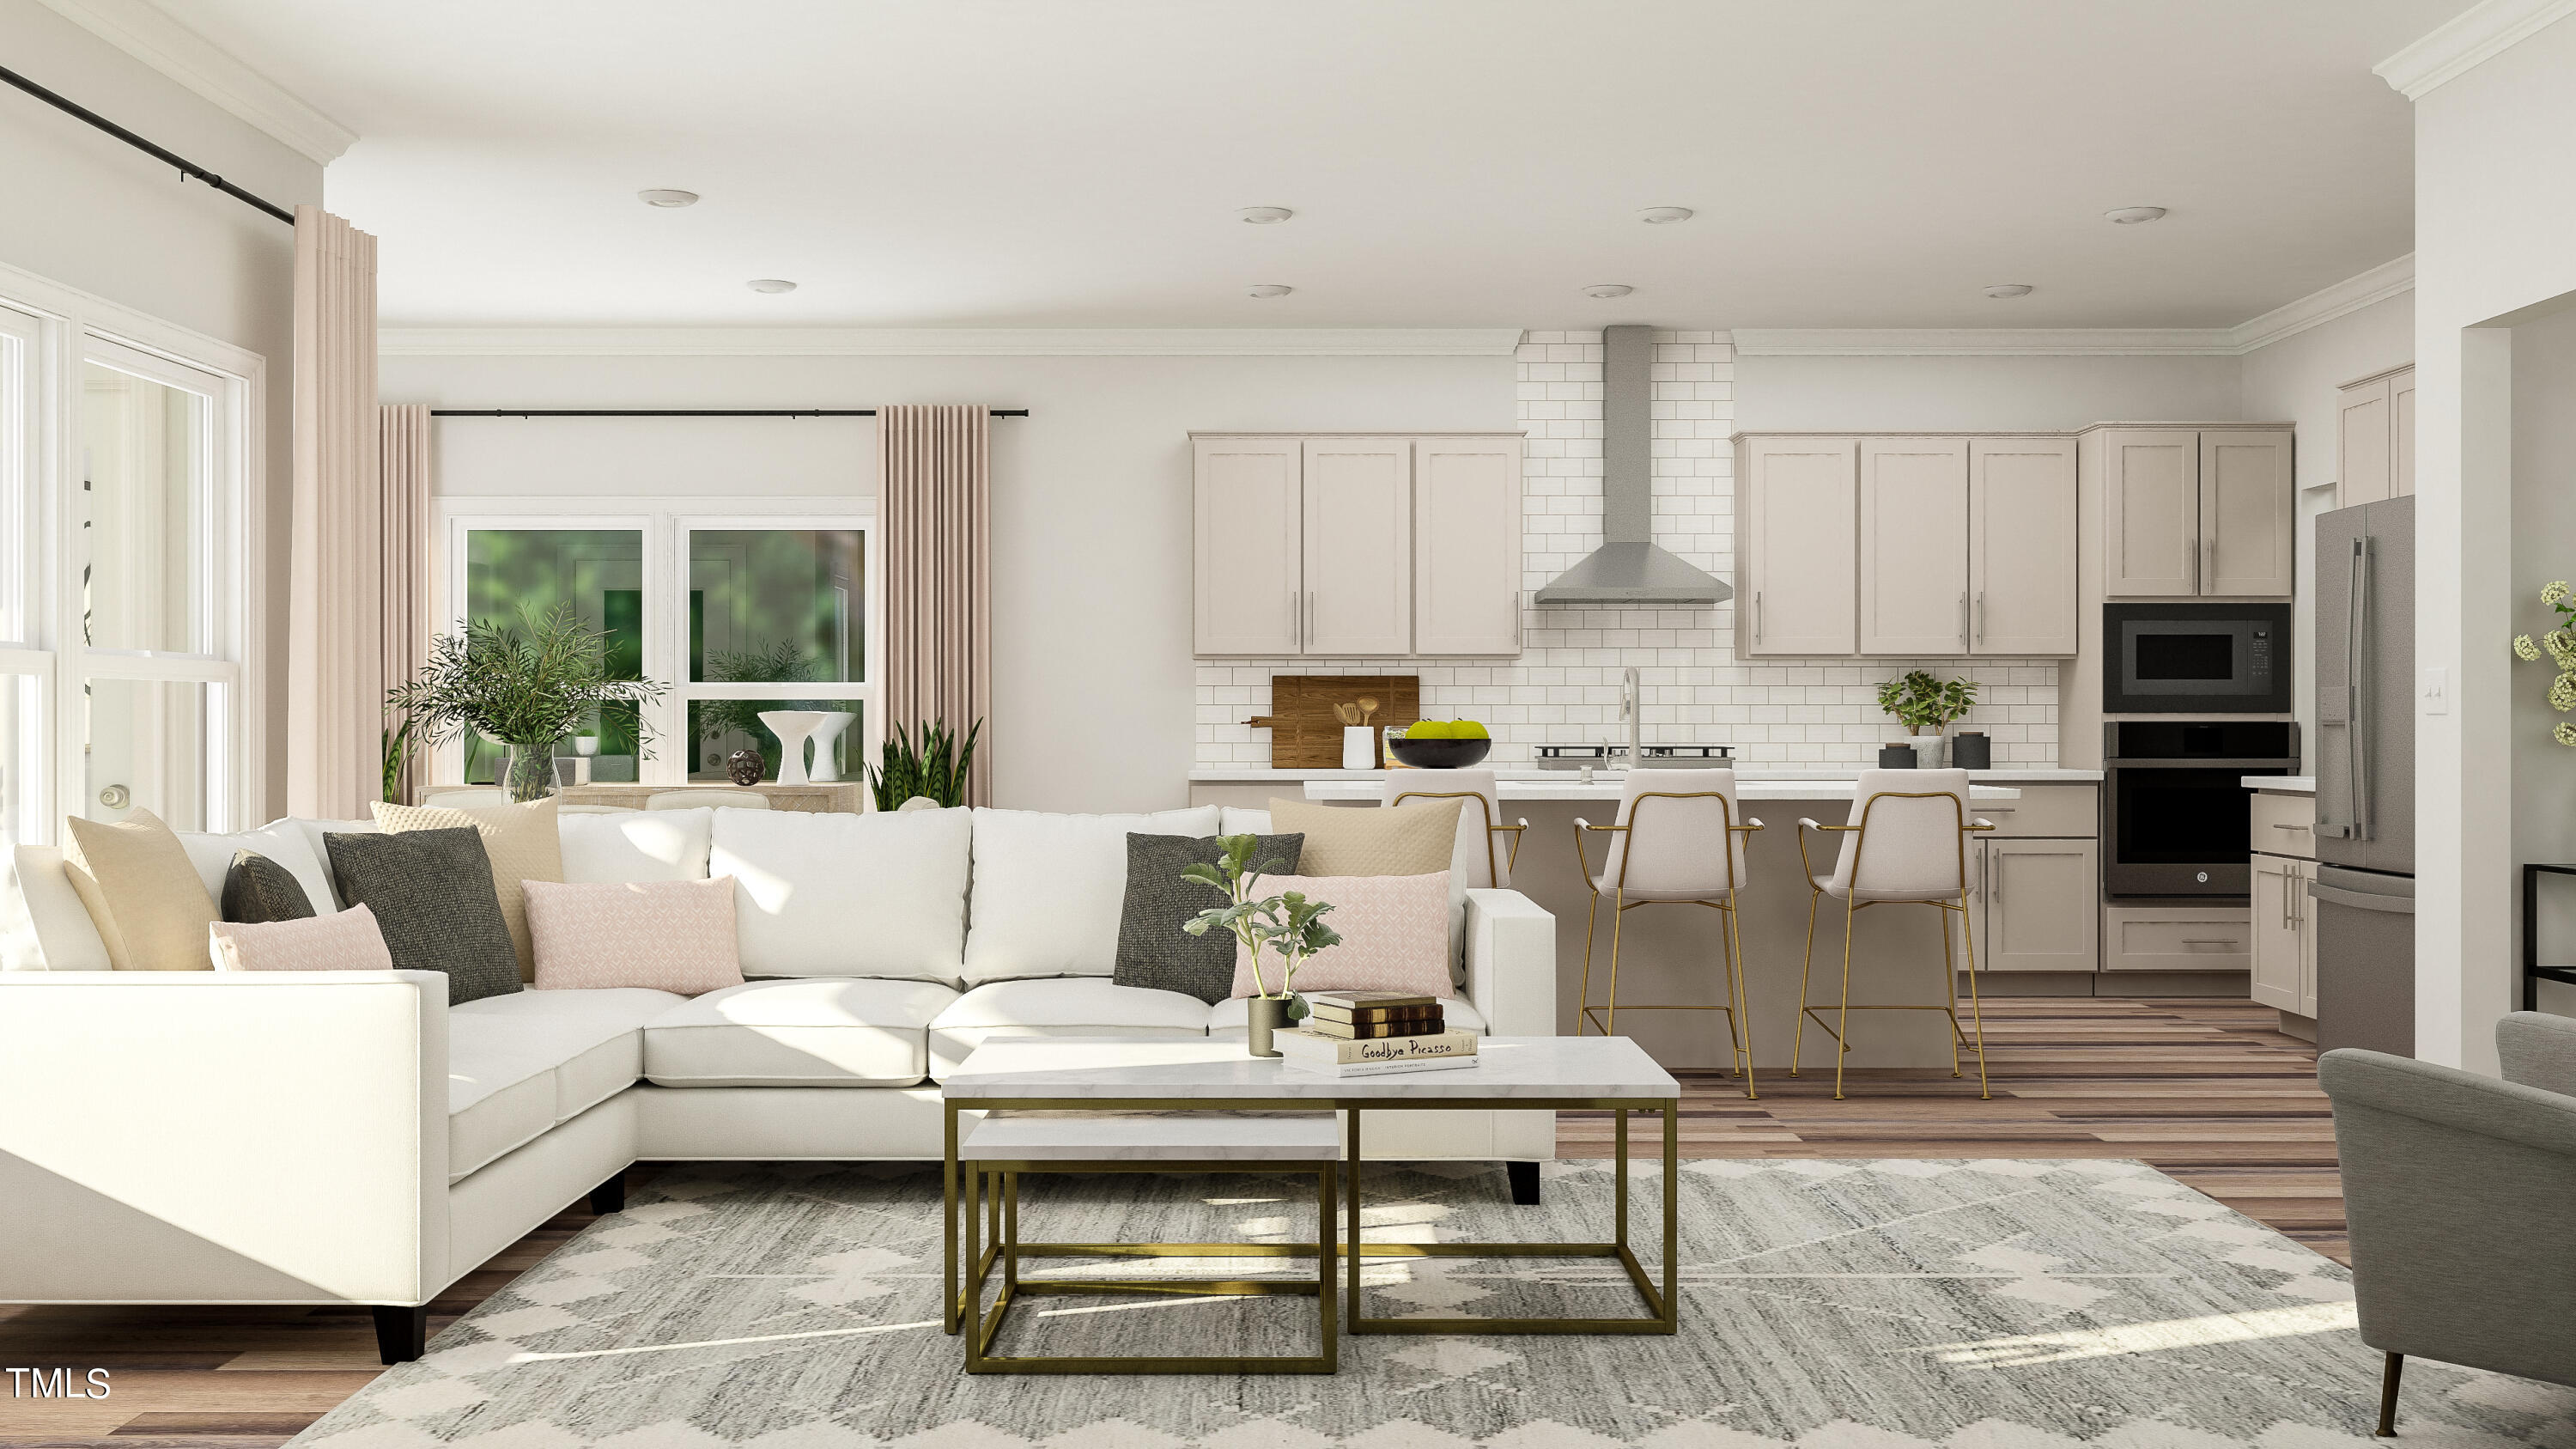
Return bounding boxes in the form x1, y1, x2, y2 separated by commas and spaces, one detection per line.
2249, 851, 2318, 1015
2101, 902, 2253, 972
1963, 837, 2100, 971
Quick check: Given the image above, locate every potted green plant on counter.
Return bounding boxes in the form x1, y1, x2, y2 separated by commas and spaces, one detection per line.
1181, 834, 1341, 1056
386, 605, 668, 804
1874, 670, 1978, 769
868, 718, 982, 810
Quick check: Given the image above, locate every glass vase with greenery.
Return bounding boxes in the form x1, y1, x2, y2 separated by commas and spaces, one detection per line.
386, 605, 670, 803
867, 719, 982, 810
1181, 834, 1340, 1055
2512, 580, 2576, 746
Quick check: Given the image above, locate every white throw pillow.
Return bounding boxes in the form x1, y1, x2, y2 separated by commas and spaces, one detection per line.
560, 807, 714, 883
179, 825, 339, 918
962, 806, 1219, 985
712, 806, 973, 984
1218, 807, 1274, 835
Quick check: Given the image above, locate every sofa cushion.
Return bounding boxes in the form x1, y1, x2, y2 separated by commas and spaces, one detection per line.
375, 799, 565, 982
219, 851, 319, 923
325, 828, 521, 1006
447, 987, 683, 1179
1228, 872, 1454, 1001
62, 809, 220, 971
210, 904, 391, 972
560, 807, 713, 884
961, 807, 1218, 985
1111, 831, 1304, 1005
526, 878, 743, 995
643, 977, 957, 1087
1207, 991, 1485, 1038
928, 977, 1213, 1077
713, 807, 972, 983
180, 825, 337, 920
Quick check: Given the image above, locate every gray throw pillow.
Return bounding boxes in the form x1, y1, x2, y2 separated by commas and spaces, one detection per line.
1113, 833, 1303, 1004
221, 849, 316, 923
324, 827, 521, 1005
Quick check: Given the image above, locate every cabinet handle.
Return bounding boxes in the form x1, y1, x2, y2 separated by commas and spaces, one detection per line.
2181, 938, 2237, 948
1974, 592, 1984, 646
1988, 852, 1999, 904
1754, 591, 1763, 644
2202, 537, 2215, 592
1959, 593, 1969, 649
1290, 589, 1301, 648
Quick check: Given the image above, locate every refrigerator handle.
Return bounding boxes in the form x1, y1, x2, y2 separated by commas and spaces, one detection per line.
2351, 536, 2373, 843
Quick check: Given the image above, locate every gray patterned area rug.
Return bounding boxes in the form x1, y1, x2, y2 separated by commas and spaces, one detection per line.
293, 1160, 2576, 1447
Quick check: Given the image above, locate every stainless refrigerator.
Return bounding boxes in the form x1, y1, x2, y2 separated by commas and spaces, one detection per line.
2311, 494, 2415, 1056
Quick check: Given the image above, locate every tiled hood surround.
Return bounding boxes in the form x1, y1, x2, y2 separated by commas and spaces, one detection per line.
1193, 329, 2060, 770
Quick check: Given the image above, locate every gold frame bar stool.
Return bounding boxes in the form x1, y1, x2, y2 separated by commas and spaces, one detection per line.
1383, 767, 1527, 888
1571, 767, 1765, 1096
1792, 767, 1996, 1100
957, 1114, 1340, 1374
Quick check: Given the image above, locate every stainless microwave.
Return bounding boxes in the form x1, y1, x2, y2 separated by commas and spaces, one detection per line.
2102, 603, 2293, 714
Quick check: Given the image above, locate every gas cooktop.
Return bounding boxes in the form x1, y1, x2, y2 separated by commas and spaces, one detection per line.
1533, 743, 1735, 770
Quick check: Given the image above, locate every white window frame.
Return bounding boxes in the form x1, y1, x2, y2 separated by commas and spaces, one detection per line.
0, 259, 264, 842
431, 496, 878, 788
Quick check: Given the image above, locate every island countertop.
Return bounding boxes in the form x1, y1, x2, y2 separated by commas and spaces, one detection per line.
1298, 776, 2026, 802
1189, 765, 2098, 786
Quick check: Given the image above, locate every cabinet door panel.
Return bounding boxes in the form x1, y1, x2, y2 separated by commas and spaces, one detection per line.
2392, 368, 2415, 497
1858, 438, 1970, 655
2337, 378, 2391, 508
1979, 839, 2099, 971
1413, 437, 1523, 655
2249, 852, 2300, 1011
1301, 439, 1412, 654
2294, 858, 2319, 1016
1968, 437, 2078, 655
1193, 438, 1302, 654
2101, 430, 2199, 596
2202, 430, 2293, 596
1742, 437, 1857, 655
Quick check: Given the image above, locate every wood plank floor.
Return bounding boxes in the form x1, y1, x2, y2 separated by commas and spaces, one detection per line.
0, 996, 2331, 1447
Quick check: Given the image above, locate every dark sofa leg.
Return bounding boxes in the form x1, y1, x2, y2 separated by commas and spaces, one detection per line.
2377, 1352, 2403, 1436
588, 1170, 626, 1215
372, 1305, 428, 1365
1506, 1160, 1542, 1205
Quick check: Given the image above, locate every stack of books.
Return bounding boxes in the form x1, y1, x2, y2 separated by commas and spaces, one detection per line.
1274, 991, 1478, 1078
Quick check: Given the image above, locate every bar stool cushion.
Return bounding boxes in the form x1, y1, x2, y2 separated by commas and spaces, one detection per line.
1814, 769, 1976, 902
1589, 768, 1747, 899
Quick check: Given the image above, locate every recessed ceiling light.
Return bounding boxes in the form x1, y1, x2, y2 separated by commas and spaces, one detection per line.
637, 189, 700, 208
1983, 283, 2034, 299
1583, 283, 1635, 299
2104, 205, 2168, 225
1238, 206, 1294, 224
746, 278, 798, 294
1637, 207, 1694, 224
1246, 283, 1294, 298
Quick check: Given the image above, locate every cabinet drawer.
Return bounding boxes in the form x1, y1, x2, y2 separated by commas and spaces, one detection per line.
2103, 904, 2251, 972
1972, 784, 2098, 838
2250, 790, 2316, 860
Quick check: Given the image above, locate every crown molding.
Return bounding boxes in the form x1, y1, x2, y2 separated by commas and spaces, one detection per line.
2224, 254, 2415, 354
32, 0, 355, 165
2376, 0, 2576, 98
375, 327, 1529, 358
1729, 328, 2238, 357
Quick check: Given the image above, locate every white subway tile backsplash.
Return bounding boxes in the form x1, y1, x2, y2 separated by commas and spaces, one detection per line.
1192, 327, 2059, 770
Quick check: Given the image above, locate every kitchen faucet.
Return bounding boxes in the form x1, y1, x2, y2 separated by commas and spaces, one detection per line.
1619, 665, 1642, 769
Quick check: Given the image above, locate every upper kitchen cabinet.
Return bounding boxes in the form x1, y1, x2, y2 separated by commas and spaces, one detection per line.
1968, 437, 2079, 655
1192, 432, 1523, 657
1740, 435, 1859, 656
2337, 365, 2415, 506
1413, 436, 1524, 655
2092, 425, 2293, 599
1858, 439, 1970, 654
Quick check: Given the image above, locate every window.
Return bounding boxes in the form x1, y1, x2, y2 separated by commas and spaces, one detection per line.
437, 502, 875, 788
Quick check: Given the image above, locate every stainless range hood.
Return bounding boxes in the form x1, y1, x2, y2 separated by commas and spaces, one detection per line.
1534, 324, 1734, 606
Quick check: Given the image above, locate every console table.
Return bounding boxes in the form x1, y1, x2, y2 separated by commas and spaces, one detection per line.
553, 781, 867, 813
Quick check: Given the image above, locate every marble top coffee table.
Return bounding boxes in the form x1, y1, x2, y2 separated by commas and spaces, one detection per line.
941, 1036, 1682, 1338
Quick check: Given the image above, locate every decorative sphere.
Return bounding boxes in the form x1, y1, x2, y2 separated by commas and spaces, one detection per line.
726, 750, 764, 786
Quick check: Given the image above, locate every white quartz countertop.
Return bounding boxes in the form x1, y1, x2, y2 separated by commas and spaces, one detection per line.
945, 1036, 1677, 1100
1301, 776, 2023, 802
2246, 776, 2317, 794
1190, 766, 2099, 784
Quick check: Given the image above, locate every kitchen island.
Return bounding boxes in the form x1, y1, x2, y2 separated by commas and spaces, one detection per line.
1190, 767, 2103, 1073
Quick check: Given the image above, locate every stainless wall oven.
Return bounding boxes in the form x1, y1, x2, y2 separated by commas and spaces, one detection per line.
2103, 721, 2300, 898
2103, 603, 2293, 714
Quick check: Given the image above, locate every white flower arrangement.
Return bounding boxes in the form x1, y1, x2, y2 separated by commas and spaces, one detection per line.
2512, 581, 2576, 748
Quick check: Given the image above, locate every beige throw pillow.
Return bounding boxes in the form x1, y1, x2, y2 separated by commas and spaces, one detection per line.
1264, 797, 1461, 877
373, 797, 565, 980
210, 904, 394, 972
62, 808, 221, 971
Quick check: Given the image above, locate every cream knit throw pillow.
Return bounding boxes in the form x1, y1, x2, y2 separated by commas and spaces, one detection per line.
373, 797, 565, 980
62, 807, 221, 971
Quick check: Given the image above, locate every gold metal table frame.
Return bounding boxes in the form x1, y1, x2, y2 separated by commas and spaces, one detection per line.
943, 1097, 1680, 1349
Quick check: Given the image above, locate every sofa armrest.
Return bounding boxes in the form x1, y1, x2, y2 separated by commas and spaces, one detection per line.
2498, 1010, 2576, 1099
0, 971, 451, 1306
1464, 888, 1556, 1037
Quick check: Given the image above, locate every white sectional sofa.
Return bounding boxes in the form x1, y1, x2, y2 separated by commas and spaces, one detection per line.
0, 803, 1556, 1361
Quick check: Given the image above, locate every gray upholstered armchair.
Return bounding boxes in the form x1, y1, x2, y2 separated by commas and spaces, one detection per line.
2319, 1011, 2576, 1436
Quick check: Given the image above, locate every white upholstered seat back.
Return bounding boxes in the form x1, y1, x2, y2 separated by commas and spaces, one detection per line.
1831, 769, 1972, 899
1382, 769, 1507, 888
1598, 769, 1746, 897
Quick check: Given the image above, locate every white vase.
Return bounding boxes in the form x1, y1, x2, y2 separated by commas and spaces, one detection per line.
806, 711, 857, 782
1913, 728, 1946, 770
1342, 726, 1376, 770
757, 710, 831, 788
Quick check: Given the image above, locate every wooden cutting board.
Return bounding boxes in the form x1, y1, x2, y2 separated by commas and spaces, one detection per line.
1245, 675, 1421, 768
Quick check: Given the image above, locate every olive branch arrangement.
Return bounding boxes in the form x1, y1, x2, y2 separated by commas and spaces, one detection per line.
2512, 580, 2576, 746
1179, 834, 1342, 1006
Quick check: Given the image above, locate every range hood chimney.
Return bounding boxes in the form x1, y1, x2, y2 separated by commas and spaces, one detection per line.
1533, 324, 1734, 606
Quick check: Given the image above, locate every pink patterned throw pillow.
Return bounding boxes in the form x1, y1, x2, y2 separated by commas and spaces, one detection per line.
210, 904, 393, 972
1230, 872, 1453, 1000
524, 877, 744, 995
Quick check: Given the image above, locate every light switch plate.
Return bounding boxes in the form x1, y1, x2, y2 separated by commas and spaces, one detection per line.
2422, 666, 2449, 715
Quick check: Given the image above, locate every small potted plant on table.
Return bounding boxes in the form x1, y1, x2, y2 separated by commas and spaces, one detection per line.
1181, 835, 1340, 1056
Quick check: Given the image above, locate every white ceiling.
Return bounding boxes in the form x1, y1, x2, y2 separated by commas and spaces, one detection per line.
153, 0, 2468, 330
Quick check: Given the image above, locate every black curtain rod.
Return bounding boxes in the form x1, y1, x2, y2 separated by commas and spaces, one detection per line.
428, 409, 1031, 418
0, 62, 297, 225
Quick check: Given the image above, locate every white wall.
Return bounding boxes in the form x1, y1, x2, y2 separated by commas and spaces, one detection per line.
380, 349, 1516, 813
0, 0, 325, 817
2236, 290, 2415, 764
2408, 9, 2576, 1071
1733, 353, 2243, 434
2511, 303, 2576, 1017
